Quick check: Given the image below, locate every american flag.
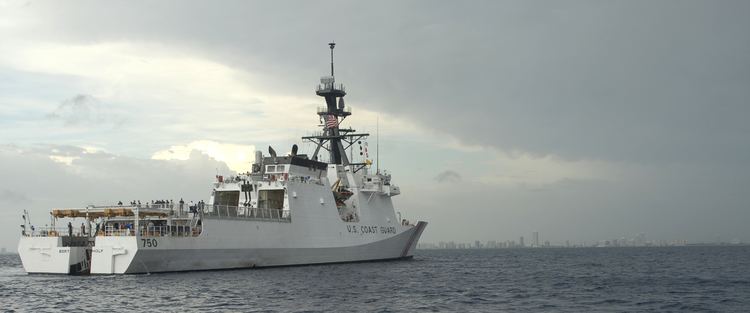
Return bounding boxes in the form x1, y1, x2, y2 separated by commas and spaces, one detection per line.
325, 115, 338, 129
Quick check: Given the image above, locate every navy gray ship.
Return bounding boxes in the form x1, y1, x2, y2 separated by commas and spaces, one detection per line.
17, 43, 427, 274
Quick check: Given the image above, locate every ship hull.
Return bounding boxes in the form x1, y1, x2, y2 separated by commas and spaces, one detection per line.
17, 237, 89, 274
90, 221, 426, 274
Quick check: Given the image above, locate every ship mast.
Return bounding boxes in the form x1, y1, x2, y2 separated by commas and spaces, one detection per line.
303, 42, 369, 171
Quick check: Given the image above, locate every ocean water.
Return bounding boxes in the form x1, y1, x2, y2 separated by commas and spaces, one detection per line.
1, 246, 749, 312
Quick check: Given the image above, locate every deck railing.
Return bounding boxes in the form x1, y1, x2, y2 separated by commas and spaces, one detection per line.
22, 226, 88, 237
139, 225, 200, 237
316, 83, 346, 93
101, 225, 200, 237
203, 205, 291, 222
104, 226, 135, 237
92, 203, 173, 208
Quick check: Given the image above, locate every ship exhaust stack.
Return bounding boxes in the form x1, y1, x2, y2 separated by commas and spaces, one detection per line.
252, 150, 263, 173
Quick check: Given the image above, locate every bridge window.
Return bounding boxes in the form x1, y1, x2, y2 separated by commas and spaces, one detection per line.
266, 165, 286, 173
258, 190, 284, 209
215, 191, 240, 207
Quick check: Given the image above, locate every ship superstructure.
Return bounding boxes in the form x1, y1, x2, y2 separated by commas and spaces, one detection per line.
17, 43, 427, 274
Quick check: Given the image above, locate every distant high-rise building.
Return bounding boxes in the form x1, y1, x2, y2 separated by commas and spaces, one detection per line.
519, 236, 525, 247
0, 247, 6, 254
533, 231, 539, 248
636, 233, 646, 246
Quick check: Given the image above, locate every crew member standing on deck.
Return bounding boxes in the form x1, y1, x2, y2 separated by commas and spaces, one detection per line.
67, 222, 73, 237
179, 198, 185, 216
80, 223, 86, 236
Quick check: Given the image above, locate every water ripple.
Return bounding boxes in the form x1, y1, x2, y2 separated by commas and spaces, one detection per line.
1, 246, 750, 312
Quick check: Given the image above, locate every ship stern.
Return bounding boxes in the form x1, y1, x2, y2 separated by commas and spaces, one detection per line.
17, 236, 89, 274
90, 236, 139, 274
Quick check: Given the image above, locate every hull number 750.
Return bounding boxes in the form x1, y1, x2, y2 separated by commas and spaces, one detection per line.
141, 238, 158, 248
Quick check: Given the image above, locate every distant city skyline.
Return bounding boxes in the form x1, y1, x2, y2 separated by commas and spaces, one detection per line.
417, 231, 746, 250
417, 239, 745, 250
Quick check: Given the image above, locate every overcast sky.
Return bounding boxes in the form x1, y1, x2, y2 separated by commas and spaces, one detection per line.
1, 0, 749, 249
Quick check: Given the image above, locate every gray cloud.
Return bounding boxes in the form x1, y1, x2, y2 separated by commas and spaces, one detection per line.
21, 1, 750, 163
46, 94, 125, 128
0, 190, 31, 204
435, 170, 461, 184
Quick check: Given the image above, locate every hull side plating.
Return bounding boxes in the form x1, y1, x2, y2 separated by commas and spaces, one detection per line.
88, 221, 426, 274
